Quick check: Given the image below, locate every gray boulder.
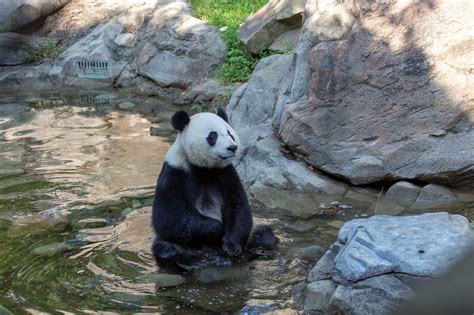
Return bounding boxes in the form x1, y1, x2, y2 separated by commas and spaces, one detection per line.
277, 0, 474, 188
229, 55, 339, 219
131, 2, 226, 90
410, 184, 463, 212
228, 54, 292, 132
228, 54, 392, 218
296, 212, 474, 314
383, 181, 422, 208
0, 0, 71, 31
377, 182, 466, 215
238, 0, 305, 54
335, 213, 473, 281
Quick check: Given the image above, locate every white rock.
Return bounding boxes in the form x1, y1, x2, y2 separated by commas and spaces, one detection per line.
114, 33, 135, 47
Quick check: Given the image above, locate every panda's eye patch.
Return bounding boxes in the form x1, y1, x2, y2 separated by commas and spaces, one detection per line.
227, 130, 235, 141
207, 131, 218, 146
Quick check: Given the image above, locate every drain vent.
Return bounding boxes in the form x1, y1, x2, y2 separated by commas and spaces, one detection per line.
76, 61, 111, 79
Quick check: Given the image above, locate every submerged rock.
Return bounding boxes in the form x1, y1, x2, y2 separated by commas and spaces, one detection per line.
296, 212, 474, 314
0, 218, 10, 230
8, 208, 69, 238
32, 242, 71, 257
136, 273, 185, 288
289, 245, 324, 261
117, 102, 136, 111
194, 266, 248, 284
74, 218, 108, 229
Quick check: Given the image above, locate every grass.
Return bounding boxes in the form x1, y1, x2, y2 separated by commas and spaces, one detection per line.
190, 0, 274, 83
21, 40, 65, 63
0, 19, 12, 33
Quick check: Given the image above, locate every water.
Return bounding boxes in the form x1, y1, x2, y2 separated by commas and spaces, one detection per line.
0, 91, 369, 314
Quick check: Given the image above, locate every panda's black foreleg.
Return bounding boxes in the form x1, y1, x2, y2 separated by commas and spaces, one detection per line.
152, 240, 203, 272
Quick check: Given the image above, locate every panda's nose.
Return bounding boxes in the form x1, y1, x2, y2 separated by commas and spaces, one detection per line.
227, 145, 238, 153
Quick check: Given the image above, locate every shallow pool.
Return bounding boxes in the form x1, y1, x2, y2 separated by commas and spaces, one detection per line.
0, 91, 369, 314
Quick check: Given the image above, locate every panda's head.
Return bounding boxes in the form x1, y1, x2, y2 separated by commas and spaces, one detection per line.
169, 108, 240, 169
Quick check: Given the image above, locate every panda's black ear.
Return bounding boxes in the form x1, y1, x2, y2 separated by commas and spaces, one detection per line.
216, 107, 229, 123
171, 110, 190, 131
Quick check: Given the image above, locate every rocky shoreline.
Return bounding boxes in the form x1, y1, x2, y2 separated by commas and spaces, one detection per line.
0, 0, 234, 107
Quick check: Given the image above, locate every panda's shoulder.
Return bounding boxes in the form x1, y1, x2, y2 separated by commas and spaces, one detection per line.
217, 165, 241, 185
157, 162, 187, 188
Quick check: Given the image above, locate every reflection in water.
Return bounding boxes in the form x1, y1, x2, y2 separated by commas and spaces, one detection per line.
3, 106, 169, 207
0, 93, 366, 314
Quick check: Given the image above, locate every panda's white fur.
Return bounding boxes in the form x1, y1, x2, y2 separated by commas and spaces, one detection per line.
165, 112, 240, 170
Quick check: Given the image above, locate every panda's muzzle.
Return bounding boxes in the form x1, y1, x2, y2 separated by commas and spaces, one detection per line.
227, 145, 238, 153
218, 145, 238, 160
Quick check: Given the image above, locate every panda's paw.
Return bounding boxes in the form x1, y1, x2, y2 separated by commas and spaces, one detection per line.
222, 238, 242, 257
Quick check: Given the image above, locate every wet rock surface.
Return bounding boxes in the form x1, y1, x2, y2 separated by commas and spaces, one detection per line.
296, 212, 474, 314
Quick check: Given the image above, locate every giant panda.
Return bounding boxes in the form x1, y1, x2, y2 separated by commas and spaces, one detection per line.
151, 108, 277, 270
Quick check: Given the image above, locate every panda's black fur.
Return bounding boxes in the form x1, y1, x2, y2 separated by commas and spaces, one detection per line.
151, 109, 277, 270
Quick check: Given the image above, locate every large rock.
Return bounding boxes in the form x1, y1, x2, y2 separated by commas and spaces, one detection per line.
227, 55, 382, 219
0, 32, 56, 65
130, 2, 226, 90
334, 213, 473, 281
277, 0, 474, 188
228, 54, 293, 133
0, 1, 227, 104
0, 0, 71, 31
238, 0, 305, 54
228, 54, 384, 218
296, 212, 474, 314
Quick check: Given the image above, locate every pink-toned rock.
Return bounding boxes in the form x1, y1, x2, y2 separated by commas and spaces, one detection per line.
238, 0, 305, 54
278, 0, 474, 188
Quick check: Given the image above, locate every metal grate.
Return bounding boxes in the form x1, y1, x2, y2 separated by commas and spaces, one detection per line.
80, 95, 110, 107
75, 61, 111, 79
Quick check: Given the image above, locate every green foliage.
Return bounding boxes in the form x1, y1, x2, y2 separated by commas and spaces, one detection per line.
283, 39, 295, 54
190, 102, 219, 114
191, 0, 273, 83
21, 40, 65, 63
0, 20, 12, 33
190, 103, 206, 113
